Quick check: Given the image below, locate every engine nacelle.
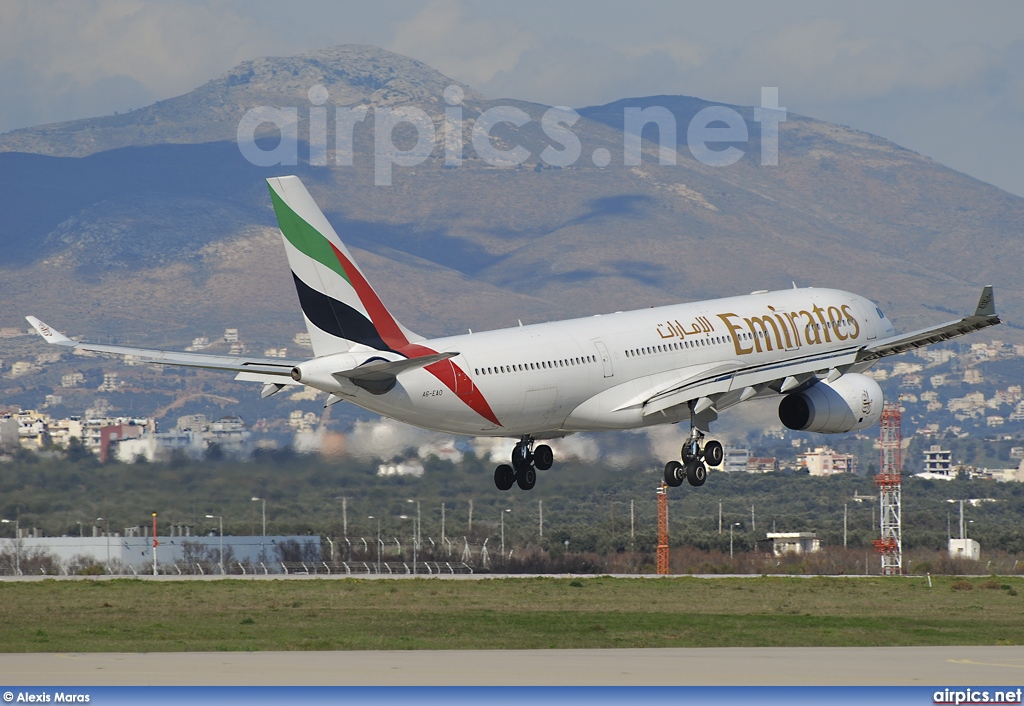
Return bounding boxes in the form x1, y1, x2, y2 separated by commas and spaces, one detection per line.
778, 373, 883, 433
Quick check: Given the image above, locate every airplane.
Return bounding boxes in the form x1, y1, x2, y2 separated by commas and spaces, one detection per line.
28, 175, 1001, 491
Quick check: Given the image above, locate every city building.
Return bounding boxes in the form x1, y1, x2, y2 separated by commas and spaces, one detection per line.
798, 447, 857, 476
917, 445, 954, 480
722, 447, 752, 473
747, 457, 779, 473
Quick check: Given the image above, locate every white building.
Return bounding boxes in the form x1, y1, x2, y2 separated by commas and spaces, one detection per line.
948, 538, 981, 561
920, 445, 953, 480
798, 447, 857, 476
377, 461, 426, 477
723, 448, 752, 473
10, 361, 39, 377
4, 535, 320, 574
765, 532, 821, 555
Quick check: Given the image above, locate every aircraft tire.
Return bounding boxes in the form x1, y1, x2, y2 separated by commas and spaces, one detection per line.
494, 464, 516, 491
686, 460, 707, 487
664, 461, 684, 487
517, 466, 537, 490
703, 440, 724, 467
534, 444, 553, 471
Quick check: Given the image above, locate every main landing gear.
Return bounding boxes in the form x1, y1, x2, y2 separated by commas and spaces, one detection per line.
494, 436, 553, 491
664, 419, 724, 489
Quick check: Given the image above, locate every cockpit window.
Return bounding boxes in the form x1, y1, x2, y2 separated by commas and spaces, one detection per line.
876, 307, 885, 319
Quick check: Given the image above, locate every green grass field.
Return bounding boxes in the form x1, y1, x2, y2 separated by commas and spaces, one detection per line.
0, 575, 1020, 652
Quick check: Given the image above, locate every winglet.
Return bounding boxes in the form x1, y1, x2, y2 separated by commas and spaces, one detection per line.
25, 316, 73, 345
974, 286, 996, 318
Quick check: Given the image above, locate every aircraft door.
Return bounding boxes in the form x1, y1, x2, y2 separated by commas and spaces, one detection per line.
593, 340, 614, 378
449, 359, 475, 398
850, 300, 879, 340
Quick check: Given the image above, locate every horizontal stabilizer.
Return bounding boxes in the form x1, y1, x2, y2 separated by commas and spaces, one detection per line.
334, 352, 457, 382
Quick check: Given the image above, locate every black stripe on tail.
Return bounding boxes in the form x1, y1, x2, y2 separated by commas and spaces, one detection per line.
291, 273, 390, 351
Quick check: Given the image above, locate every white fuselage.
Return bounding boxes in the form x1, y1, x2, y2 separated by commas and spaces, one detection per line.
308, 287, 895, 437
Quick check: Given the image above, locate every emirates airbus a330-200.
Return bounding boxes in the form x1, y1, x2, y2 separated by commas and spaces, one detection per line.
28, 176, 1001, 491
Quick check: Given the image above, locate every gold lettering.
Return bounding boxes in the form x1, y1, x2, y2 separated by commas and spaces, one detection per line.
785, 311, 803, 347
812, 304, 832, 343
827, 305, 846, 341
799, 310, 820, 345
744, 315, 782, 352
717, 313, 753, 356
768, 306, 794, 349
841, 304, 860, 339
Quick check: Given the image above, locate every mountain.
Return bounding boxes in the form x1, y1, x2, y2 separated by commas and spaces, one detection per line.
0, 44, 1021, 351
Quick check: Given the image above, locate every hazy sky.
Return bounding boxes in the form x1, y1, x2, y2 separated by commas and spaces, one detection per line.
2, 0, 1022, 196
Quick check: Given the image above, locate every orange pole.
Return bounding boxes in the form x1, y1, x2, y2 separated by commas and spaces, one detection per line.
657, 483, 669, 575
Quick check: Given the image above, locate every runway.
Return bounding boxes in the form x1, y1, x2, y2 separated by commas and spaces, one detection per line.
3, 646, 1023, 686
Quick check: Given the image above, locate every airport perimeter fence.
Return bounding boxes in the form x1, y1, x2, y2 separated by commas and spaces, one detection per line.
0, 559, 476, 577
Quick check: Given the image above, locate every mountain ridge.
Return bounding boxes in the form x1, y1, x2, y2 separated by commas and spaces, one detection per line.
0, 44, 1020, 348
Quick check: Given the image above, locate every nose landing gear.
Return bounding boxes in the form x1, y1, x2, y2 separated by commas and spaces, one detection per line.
494, 436, 553, 491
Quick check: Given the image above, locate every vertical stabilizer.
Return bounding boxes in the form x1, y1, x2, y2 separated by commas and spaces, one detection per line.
267, 176, 422, 356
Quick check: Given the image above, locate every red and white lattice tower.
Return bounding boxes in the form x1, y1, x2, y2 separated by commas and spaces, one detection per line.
873, 402, 902, 575
657, 483, 670, 575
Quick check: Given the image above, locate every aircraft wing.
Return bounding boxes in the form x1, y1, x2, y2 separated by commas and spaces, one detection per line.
639, 345, 863, 422
854, 286, 1000, 364
634, 286, 1001, 426
26, 316, 299, 377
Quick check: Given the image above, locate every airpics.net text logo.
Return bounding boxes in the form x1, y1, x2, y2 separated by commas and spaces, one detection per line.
236, 85, 787, 186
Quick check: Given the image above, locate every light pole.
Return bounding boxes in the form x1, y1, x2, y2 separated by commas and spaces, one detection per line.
399, 515, 411, 569
500, 508, 511, 570
251, 497, 266, 536
97, 517, 109, 568
205, 514, 224, 574
334, 496, 348, 538
368, 516, 381, 573
251, 497, 266, 564
730, 522, 741, 560
1, 519, 19, 575
406, 499, 421, 574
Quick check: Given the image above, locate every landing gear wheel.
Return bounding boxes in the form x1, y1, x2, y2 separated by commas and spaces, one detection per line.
664, 460, 684, 487
494, 464, 516, 491
533, 444, 553, 471
686, 460, 707, 487
517, 466, 537, 490
703, 440, 724, 467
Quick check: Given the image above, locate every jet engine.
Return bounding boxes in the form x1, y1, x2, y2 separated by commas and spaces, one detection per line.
778, 373, 883, 433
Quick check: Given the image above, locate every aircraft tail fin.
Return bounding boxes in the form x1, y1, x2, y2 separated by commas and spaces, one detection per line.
266, 176, 422, 357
